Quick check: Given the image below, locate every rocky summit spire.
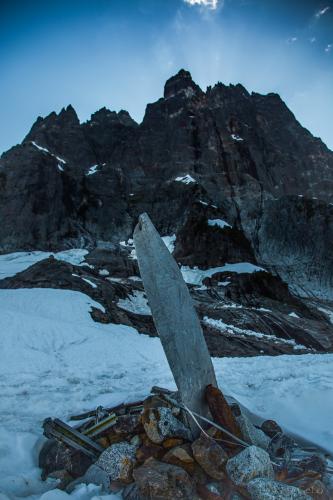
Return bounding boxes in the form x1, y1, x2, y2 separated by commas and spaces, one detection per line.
163, 69, 202, 99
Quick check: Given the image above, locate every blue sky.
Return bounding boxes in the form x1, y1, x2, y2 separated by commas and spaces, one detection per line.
0, 0, 332, 153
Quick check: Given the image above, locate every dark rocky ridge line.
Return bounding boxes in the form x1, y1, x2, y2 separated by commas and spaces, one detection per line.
0, 69, 332, 355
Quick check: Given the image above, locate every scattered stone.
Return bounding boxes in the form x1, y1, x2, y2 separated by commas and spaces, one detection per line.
294, 478, 330, 499
133, 457, 199, 499
142, 406, 191, 444
81, 464, 110, 490
96, 437, 110, 448
39, 440, 92, 480
47, 469, 73, 490
163, 437, 184, 449
113, 413, 142, 435
236, 414, 270, 450
247, 477, 312, 499
261, 420, 282, 438
94, 442, 137, 484
164, 444, 194, 464
163, 444, 207, 484
136, 441, 165, 463
226, 445, 274, 486
268, 432, 295, 461
122, 482, 143, 500
191, 435, 228, 480
298, 454, 326, 475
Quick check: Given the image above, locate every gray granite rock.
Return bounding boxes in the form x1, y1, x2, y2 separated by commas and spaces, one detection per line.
226, 445, 274, 486
236, 414, 270, 450
247, 477, 312, 499
94, 442, 137, 484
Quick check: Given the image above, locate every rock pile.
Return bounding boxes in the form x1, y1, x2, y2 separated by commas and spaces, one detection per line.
39, 387, 332, 499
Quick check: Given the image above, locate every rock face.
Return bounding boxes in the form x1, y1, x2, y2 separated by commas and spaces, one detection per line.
0, 69, 332, 355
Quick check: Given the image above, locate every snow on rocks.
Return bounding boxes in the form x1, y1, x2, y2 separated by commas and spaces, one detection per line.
203, 316, 307, 351
207, 218, 231, 229
174, 174, 196, 184
181, 262, 265, 285
0, 249, 89, 279
31, 141, 67, 167
117, 290, 151, 315
226, 445, 274, 486
231, 134, 244, 141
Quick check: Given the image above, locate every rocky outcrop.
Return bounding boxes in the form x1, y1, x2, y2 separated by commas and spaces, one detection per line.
0, 68, 332, 339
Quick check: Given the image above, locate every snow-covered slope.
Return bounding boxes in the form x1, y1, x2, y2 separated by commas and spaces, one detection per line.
0, 287, 333, 499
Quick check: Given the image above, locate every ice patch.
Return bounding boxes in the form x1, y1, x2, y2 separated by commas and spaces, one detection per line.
207, 218, 231, 229
72, 274, 97, 289
174, 174, 196, 184
181, 262, 265, 285
117, 290, 151, 315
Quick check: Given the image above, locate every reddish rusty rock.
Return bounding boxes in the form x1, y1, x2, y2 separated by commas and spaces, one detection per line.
133, 457, 199, 499
205, 385, 243, 447
261, 419, 282, 438
163, 444, 207, 485
113, 413, 143, 435
97, 436, 110, 448
39, 440, 92, 480
142, 407, 191, 444
163, 437, 184, 449
196, 483, 224, 499
191, 435, 228, 480
136, 443, 165, 463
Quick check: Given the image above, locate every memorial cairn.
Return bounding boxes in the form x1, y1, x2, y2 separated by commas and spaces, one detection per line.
40, 215, 332, 499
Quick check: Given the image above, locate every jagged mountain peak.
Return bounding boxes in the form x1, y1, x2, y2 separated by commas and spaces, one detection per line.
88, 107, 138, 128
164, 68, 203, 99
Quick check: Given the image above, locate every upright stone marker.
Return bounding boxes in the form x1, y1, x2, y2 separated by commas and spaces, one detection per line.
133, 213, 217, 434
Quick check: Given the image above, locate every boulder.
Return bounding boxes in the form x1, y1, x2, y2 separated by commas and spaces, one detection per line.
236, 414, 270, 450
191, 435, 228, 480
39, 439, 92, 480
142, 407, 191, 444
247, 477, 312, 499
94, 442, 137, 484
81, 464, 110, 490
133, 457, 199, 499
226, 445, 274, 486
261, 420, 282, 439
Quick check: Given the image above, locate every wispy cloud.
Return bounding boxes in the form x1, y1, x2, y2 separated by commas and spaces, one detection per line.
325, 43, 332, 53
315, 6, 330, 18
287, 36, 298, 44
309, 37, 316, 43
183, 0, 219, 10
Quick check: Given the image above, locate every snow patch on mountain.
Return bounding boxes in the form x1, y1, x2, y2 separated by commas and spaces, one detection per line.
181, 262, 266, 285
174, 174, 196, 184
207, 218, 231, 229
117, 290, 151, 315
0, 249, 89, 279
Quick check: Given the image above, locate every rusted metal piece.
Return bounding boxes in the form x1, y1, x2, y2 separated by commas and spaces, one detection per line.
205, 385, 243, 447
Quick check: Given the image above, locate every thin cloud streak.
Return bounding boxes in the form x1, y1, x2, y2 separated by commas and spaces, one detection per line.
183, 0, 219, 10
315, 6, 330, 18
